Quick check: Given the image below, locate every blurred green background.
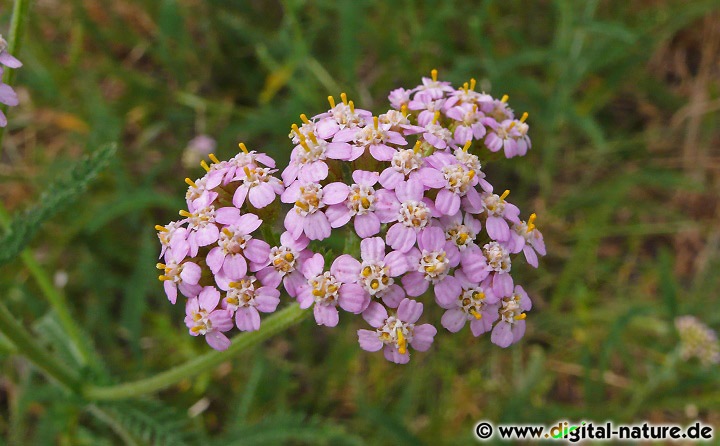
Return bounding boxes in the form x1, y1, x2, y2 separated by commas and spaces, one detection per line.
1, 0, 719, 444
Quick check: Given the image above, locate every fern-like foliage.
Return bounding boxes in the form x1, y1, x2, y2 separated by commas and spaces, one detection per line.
88, 400, 199, 446
212, 412, 365, 446
0, 143, 117, 265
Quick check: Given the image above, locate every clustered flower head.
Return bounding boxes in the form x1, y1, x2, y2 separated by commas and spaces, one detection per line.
0, 35, 23, 128
675, 315, 720, 367
157, 70, 546, 364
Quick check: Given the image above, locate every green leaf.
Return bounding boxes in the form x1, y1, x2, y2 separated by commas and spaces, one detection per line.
0, 143, 117, 265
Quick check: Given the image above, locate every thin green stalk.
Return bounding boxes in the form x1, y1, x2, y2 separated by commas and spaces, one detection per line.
83, 303, 308, 401
0, 300, 81, 392
0, 202, 94, 367
0, 0, 31, 147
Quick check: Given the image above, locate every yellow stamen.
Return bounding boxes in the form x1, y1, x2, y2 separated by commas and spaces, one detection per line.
431, 68, 438, 82
300, 113, 310, 124
401, 104, 408, 116
527, 213, 537, 232
373, 116, 379, 130
222, 227, 232, 236
190, 325, 202, 334
239, 143, 249, 154
472, 103, 478, 114
158, 275, 170, 281
308, 132, 318, 144
508, 121, 516, 131
463, 140, 472, 152
179, 210, 193, 217
468, 170, 475, 179
500, 94, 509, 103
470, 78, 476, 91
432, 110, 441, 125
361, 266, 372, 277
397, 329, 407, 354
470, 309, 482, 320
312, 289, 323, 297
500, 189, 510, 200
284, 253, 294, 261
291, 123, 304, 139
155, 225, 168, 232
348, 100, 355, 113
299, 139, 311, 152
520, 112, 528, 123
200, 160, 210, 172
370, 280, 379, 290
413, 140, 422, 153
514, 313, 527, 320
328, 96, 336, 108
228, 281, 239, 288
425, 265, 436, 273
462, 82, 469, 93
156, 263, 166, 269
185, 178, 197, 188
209, 154, 220, 164
361, 197, 371, 208
340, 92, 348, 105
243, 166, 252, 177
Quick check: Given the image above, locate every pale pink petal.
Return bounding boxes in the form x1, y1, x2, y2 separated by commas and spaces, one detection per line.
352, 170, 380, 186
299, 161, 329, 183
491, 322, 514, 348
322, 182, 350, 205
354, 212, 380, 237
434, 277, 461, 307
386, 223, 416, 253
523, 245, 539, 268
195, 225, 220, 246
369, 144, 396, 161
410, 324, 437, 351
205, 331, 231, 351
492, 272, 513, 297
401, 272, 429, 297
233, 186, 249, 208
416, 168, 446, 188
236, 306, 261, 331
222, 254, 248, 279
330, 254, 361, 282
470, 317, 495, 337
325, 204, 352, 228
435, 189, 461, 216
198, 286, 221, 311
380, 284, 404, 308
180, 262, 201, 284
284, 210, 304, 239
360, 237, 385, 263
512, 320, 526, 343
244, 239, 271, 263
0, 52, 22, 68
248, 183, 276, 208
303, 211, 331, 240
358, 329, 383, 352
339, 283, 370, 313
441, 309, 467, 332
379, 168, 403, 190
397, 298, 423, 323
383, 251, 409, 276
301, 253, 325, 278
314, 305, 339, 327
362, 301, 388, 328
296, 285, 314, 309
164, 281, 177, 304
486, 216, 510, 241
215, 207, 243, 225
383, 346, 410, 364
255, 289, 281, 312
206, 247, 225, 274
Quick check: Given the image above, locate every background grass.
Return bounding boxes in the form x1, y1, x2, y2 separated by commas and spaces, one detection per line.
1, 0, 720, 444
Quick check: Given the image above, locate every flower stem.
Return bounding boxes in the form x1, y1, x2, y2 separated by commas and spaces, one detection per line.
82, 303, 308, 401
0, 0, 31, 147
0, 300, 82, 392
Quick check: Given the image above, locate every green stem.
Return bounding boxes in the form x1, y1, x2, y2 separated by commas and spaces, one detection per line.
0, 0, 31, 147
83, 303, 308, 401
0, 300, 81, 392
0, 203, 94, 367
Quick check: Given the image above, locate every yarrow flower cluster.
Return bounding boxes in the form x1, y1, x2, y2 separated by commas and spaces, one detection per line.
675, 315, 720, 367
157, 70, 546, 363
0, 35, 22, 127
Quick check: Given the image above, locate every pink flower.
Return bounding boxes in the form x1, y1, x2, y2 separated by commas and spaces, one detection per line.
333, 116, 407, 161
325, 170, 382, 237
357, 298, 437, 364
439, 211, 482, 254
388, 88, 414, 109
256, 231, 313, 297
156, 221, 189, 263
506, 213, 546, 268
445, 102, 487, 144
312, 95, 372, 140
482, 241, 514, 297
184, 286, 234, 351
216, 276, 280, 332
206, 214, 270, 280
281, 133, 353, 186
375, 179, 437, 252
424, 152, 482, 216
0, 35, 22, 128
465, 190, 520, 242
329, 237, 409, 308
438, 271, 499, 336
185, 175, 221, 212
484, 118, 527, 158
281, 182, 349, 241
415, 69, 454, 99
420, 114, 454, 150
401, 227, 462, 305
378, 148, 445, 190
491, 286, 531, 348
408, 91, 456, 127
157, 260, 202, 304
295, 253, 370, 327
232, 165, 284, 209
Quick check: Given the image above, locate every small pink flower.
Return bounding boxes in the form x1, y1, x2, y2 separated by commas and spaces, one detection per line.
506, 214, 546, 268
281, 182, 349, 241
484, 118, 525, 158
378, 149, 445, 190
313, 97, 372, 140
0, 35, 22, 128
424, 152, 481, 216
156, 220, 189, 263
217, 276, 280, 332
185, 175, 221, 212
465, 190, 520, 242
491, 286, 531, 348
438, 271, 499, 336
206, 214, 270, 280
439, 211, 482, 254
388, 87, 414, 109
445, 102, 487, 144
184, 286, 234, 351
375, 179, 437, 253
329, 237, 409, 308
357, 298, 437, 364
232, 165, 284, 209
325, 170, 382, 237
333, 116, 407, 161
483, 241, 514, 297
401, 227, 462, 306
295, 254, 370, 327
408, 91, 455, 127
256, 231, 313, 297
157, 260, 202, 304
415, 71, 454, 99
281, 135, 353, 186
